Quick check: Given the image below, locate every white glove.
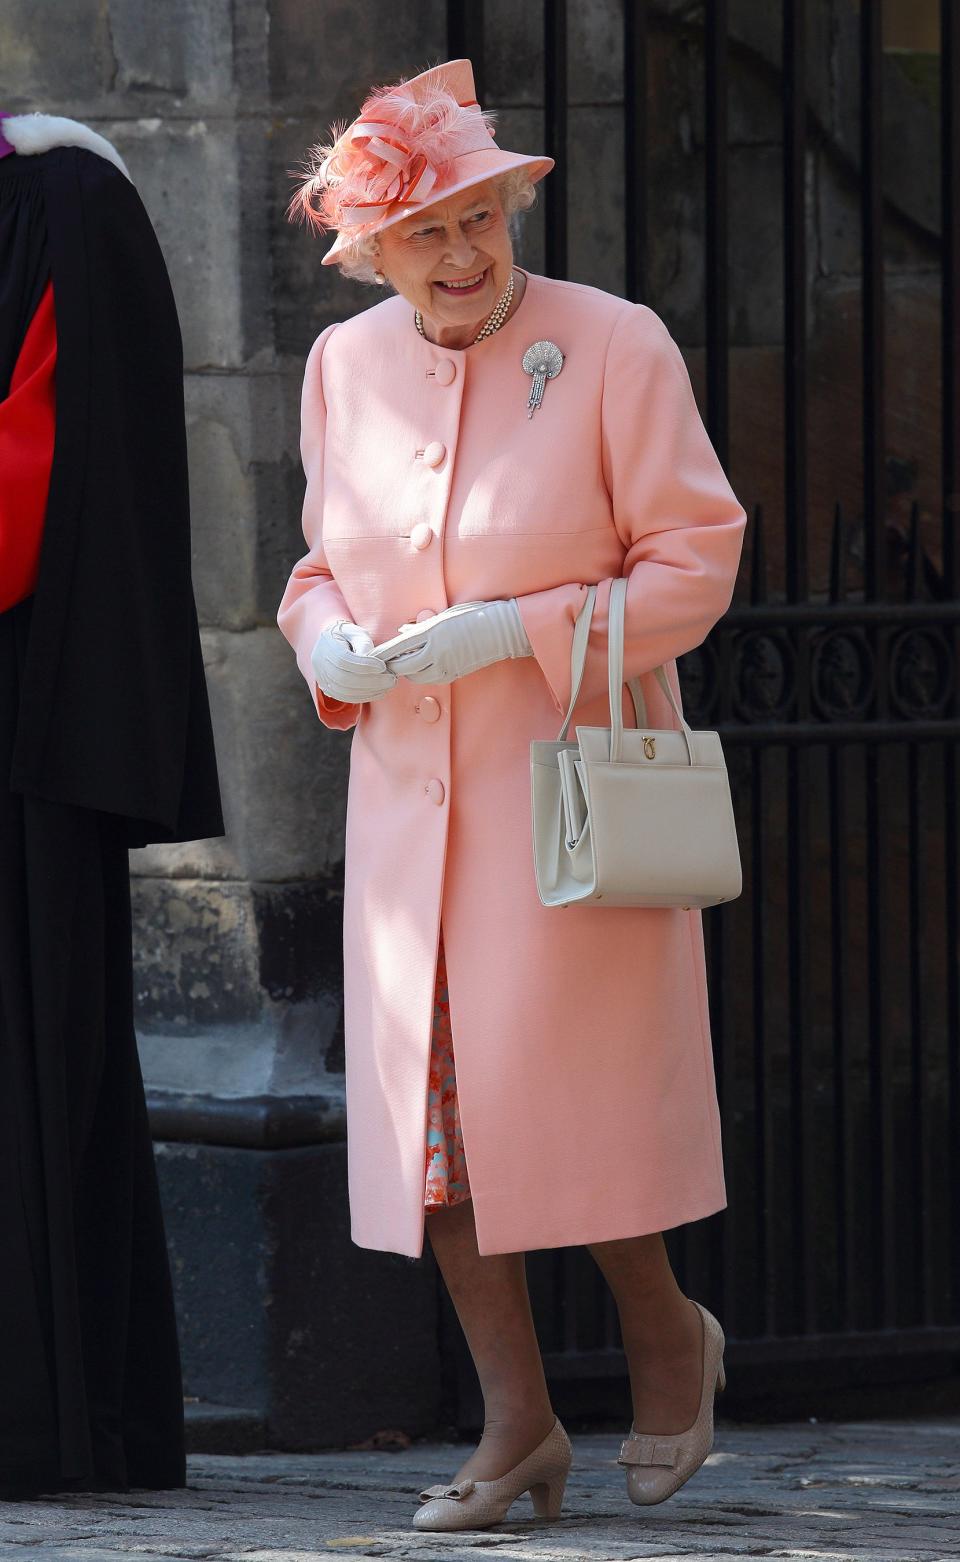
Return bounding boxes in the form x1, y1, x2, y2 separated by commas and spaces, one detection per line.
378, 599, 532, 686
310, 620, 397, 704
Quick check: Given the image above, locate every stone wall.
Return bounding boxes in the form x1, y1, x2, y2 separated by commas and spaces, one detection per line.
2, 0, 944, 1444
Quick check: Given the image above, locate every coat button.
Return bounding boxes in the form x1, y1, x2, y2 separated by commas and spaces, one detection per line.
417, 696, 441, 723
425, 778, 445, 805
423, 440, 446, 468
416, 608, 436, 622
410, 522, 433, 550
433, 359, 456, 386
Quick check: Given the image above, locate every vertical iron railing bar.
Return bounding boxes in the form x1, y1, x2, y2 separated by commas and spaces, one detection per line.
865, 736, 892, 1328
828, 738, 852, 1329
445, 1, 486, 102
750, 501, 767, 606
543, 0, 568, 279
905, 502, 927, 1322
714, 437, 736, 1318
787, 746, 812, 1330
907, 499, 924, 603
943, 0, 960, 601
829, 501, 846, 603
751, 743, 768, 1336
718, 830, 733, 1318
704, 0, 729, 466
828, 505, 851, 1329
860, 0, 892, 1330
860, 2, 886, 603
784, 0, 808, 604
783, 0, 813, 1332
747, 507, 774, 1334
947, 731, 960, 1319
624, 0, 649, 303
941, 0, 960, 1319
907, 736, 929, 1322
711, 782, 730, 1317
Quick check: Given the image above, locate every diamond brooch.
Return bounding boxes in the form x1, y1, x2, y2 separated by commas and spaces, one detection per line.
522, 340, 564, 418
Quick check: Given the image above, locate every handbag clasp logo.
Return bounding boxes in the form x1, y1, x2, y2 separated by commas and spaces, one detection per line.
643, 735, 657, 760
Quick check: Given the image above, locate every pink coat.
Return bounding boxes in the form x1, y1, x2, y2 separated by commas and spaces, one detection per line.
278, 267, 747, 1258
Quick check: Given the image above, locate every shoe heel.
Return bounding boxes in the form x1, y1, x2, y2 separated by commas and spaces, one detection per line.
530, 1470, 567, 1519
716, 1356, 727, 1393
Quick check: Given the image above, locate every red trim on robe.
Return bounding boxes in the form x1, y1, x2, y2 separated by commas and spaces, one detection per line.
0, 279, 57, 614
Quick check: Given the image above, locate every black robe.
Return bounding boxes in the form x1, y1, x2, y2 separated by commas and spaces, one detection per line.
0, 141, 223, 1495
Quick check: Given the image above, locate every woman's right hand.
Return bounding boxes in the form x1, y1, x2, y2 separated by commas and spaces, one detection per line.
310, 621, 397, 704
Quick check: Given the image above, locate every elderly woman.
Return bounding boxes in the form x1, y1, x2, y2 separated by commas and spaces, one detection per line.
278, 59, 746, 1533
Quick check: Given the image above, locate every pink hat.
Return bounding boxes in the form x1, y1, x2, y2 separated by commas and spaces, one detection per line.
289, 59, 554, 266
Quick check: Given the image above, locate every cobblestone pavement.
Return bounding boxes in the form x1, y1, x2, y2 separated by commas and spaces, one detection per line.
1, 1418, 958, 1562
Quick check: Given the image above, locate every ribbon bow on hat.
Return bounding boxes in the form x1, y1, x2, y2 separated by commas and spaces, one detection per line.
325, 109, 490, 227
308, 79, 496, 234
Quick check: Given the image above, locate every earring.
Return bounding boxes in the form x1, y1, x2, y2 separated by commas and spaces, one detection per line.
374, 269, 386, 284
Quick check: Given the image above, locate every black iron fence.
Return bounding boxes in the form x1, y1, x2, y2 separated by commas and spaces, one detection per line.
444, 0, 960, 1418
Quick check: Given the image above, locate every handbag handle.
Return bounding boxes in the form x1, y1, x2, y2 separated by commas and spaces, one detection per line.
557, 581, 653, 742
557, 586, 599, 742
607, 577, 695, 763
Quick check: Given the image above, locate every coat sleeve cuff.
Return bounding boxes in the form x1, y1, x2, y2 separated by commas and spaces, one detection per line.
313, 683, 361, 729
515, 581, 590, 715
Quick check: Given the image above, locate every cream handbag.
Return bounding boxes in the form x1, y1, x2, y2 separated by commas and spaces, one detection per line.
530, 577, 742, 909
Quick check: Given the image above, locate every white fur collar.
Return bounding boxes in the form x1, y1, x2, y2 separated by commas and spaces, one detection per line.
2, 114, 132, 182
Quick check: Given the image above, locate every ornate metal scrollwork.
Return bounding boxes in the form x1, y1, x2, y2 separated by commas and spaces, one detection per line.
888, 628, 953, 718
810, 629, 875, 720
678, 640, 720, 724
731, 631, 796, 722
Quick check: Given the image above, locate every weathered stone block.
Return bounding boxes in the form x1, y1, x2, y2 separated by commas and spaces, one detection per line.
108, 0, 235, 101
567, 105, 626, 296
132, 875, 347, 1033
155, 1139, 443, 1448
494, 108, 548, 277
737, 0, 941, 243
132, 626, 350, 884
270, 116, 372, 357
728, 44, 782, 147
0, 0, 112, 106
213, 625, 351, 881
184, 375, 261, 632
132, 878, 264, 1028
816, 145, 938, 281
728, 143, 792, 346
484, 0, 543, 108
158, 1141, 269, 1412
267, 0, 446, 110
256, 361, 315, 624
569, 0, 623, 105
183, 366, 303, 632
106, 119, 248, 369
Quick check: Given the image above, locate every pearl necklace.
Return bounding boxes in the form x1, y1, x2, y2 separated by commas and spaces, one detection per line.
415, 268, 516, 345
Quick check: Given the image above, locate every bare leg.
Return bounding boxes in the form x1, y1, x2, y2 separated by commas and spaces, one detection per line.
426, 1199, 557, 1482
588, 1233, 705, 1434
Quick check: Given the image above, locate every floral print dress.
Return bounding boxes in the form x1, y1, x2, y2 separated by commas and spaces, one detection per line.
424, 933, 471, 1208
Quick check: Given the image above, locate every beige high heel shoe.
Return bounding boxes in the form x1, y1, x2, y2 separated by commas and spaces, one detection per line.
618, 1298, 725, 1507
412, 1416, 572, 1531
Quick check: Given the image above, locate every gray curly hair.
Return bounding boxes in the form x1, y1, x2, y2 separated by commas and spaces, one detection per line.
334, 168, 538, 284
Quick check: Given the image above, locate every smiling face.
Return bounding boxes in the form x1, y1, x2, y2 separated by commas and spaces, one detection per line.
374, 180, 514, 347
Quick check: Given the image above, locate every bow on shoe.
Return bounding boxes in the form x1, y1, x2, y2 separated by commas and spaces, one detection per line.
617, 1434, 682, 1470
417, 1479, 476, 1502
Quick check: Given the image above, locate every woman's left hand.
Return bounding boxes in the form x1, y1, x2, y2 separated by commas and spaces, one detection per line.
379, 599, 532, 685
